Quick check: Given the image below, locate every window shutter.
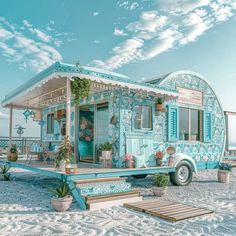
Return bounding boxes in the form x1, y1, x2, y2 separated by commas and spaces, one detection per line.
167, 105, 179, 142
203, 111, 212, 142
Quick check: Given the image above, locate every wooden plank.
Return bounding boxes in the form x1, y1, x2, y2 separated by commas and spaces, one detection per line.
88, 196, 143, 211
86, 191, 140, 204
162, 207, 206, 216
170, 208, 213, 217
147, 203, 188, 212
85, 190, 140, 201
172, 209, 213, 221
124, 200, 170, 209
74, 177, 124, 185
125, 199, 169, 207
151, 205, 195, 214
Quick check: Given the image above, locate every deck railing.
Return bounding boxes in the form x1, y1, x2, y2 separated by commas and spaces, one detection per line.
0, 136, 41, 154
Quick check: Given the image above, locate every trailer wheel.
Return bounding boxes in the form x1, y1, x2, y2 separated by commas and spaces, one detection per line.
170, 161, 193, 186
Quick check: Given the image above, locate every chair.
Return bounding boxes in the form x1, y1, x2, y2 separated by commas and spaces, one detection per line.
26, 144, 44, 164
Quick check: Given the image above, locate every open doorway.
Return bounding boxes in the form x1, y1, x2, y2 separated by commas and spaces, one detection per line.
78, 102, 109, 163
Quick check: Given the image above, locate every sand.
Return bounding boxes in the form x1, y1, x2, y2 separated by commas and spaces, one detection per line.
0, 168, 235, 236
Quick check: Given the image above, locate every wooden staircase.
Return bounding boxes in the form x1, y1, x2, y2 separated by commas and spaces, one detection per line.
74, 177, 142, 210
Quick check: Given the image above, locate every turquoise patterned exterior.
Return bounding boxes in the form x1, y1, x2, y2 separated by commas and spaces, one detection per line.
41, 70, 226, 170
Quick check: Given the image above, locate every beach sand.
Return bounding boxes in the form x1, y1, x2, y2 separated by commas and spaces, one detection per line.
0, 168, 235, 236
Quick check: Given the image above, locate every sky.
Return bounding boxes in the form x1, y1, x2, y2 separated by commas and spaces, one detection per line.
0, 0, 236, 137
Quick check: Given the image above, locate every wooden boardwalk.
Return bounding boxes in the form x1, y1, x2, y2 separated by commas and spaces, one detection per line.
124, 199, 214, 222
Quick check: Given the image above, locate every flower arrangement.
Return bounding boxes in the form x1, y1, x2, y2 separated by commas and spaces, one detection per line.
123, 154, 134, 168
155, 151, 164, 159
155, 151, 164, 166
123, 154, 133, 161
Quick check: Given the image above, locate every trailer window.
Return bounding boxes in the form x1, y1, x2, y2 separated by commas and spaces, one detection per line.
47, 113, 54, 134
133, 105, 152, 130
179, 108, 202, 141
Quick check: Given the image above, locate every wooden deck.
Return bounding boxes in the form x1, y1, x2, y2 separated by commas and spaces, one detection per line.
124, 199, 214, 222
0, 159, 175, 179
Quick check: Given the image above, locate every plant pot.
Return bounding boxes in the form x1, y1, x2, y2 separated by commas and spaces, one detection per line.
51, 196, 73, 212
58, 160, 66, 172
152, 187, 168, 197
7, 152, 18, 162
0, 173, 10, 181
156, 158, 163, 166
156, 104, 164, 111
125, 160, 135, 168
102, 150, 112, 159
218, 170, 230, 184
65, 164, 79, 174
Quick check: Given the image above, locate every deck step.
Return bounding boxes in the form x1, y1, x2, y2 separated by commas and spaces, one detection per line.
74, 177, 125, 185
76, 178, 131, 197
86, 190, 142, 211
85, 190, 140, 203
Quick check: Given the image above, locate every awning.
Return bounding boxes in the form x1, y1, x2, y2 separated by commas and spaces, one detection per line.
1, 62, 178, 109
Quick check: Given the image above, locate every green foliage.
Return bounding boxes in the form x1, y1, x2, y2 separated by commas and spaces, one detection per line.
48, 181, 71, 198
219, 163, 232, 171
0, 165, 11, 181
55, 136, 73, 168
9, 144, 17, 153
99, 142, 112, 151
71, 77, 91, 106
157, 97, 164, 104
153, 174, 170, 187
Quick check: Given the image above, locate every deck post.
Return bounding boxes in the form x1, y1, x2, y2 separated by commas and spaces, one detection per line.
74, 105, 79, 163
66, 78, 71, 139
9, 104, 13, 147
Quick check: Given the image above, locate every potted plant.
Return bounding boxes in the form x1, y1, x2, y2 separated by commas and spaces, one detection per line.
49, 181, 73, 212
0, 165, 11, 181
55, 136, 73, 172
156, 98, 164, 111
152, 174, 170, 197
155, 151, 164, 166
218, 163, 232, 184
123, 154, 135, 168
99, 142, 112, 159
7, 144, 18, 162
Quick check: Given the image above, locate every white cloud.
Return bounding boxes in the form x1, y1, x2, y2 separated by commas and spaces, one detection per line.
0, 17, 64, 72
94, 40, 100, 43
0, 27, 13, 40
92, 38, 143, 70
92, 0, 236, 70
118, 1, 139, 11
126, 11, 168, 34
23, 20, 52, 43
93, 12, 99, 16
113, 28, 127, 36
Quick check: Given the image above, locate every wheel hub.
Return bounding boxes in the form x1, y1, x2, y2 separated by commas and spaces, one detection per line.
178, 166, 189, 183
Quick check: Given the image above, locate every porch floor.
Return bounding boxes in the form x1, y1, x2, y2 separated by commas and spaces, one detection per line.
0, 159, 175, 179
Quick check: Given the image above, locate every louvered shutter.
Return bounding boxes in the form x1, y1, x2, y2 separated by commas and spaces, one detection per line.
203, 111, 212, 142
167, 105, 179, 142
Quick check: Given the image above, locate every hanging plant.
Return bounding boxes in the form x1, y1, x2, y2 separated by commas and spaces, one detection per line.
71, 77, 91, 106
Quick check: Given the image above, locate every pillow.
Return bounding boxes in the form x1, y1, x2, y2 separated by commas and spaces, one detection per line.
134, 155, 147, 168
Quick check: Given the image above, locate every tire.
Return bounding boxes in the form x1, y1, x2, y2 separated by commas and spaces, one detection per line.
170, 161, 193, 186
132, 174, 148, 179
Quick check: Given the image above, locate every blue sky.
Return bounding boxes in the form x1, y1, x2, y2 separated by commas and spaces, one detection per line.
0, 0, 236, 137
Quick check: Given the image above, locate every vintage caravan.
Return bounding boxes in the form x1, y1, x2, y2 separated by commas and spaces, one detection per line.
1, 62, 226, 188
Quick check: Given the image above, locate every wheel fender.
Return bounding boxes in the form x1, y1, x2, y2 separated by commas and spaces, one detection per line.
172, 153, 198, 175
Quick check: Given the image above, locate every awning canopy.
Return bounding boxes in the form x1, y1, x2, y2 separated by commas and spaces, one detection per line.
1, 62, 178, 109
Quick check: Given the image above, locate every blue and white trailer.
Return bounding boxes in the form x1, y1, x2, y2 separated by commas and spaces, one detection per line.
1, 62, 226, 188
